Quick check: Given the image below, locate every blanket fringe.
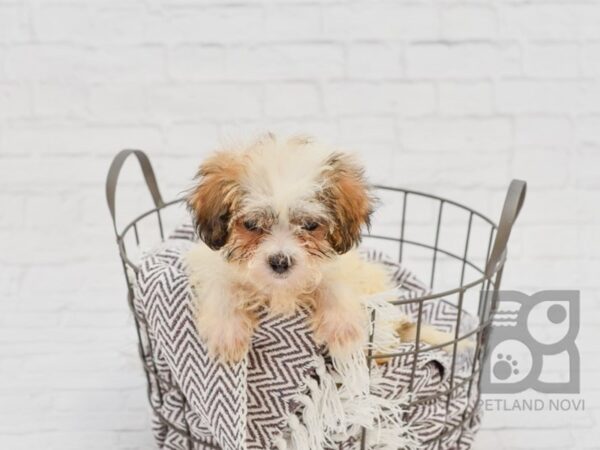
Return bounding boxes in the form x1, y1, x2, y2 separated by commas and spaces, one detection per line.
364, 288, 412, 354
278, 291, 419, 450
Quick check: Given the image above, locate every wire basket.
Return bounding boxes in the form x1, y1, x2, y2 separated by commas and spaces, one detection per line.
106, 149, 526, 449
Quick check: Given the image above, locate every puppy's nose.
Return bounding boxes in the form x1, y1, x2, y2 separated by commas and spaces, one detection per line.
268, 253, 292, 274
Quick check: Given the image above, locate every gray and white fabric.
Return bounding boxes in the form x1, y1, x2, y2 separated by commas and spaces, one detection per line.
133, 224, 482, 450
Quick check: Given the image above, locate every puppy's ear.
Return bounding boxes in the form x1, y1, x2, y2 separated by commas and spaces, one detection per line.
319, 152, 375, 254
187, 151, 245, 250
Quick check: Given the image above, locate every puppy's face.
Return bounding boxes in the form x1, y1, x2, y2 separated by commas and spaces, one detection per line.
187, 135, 374, 292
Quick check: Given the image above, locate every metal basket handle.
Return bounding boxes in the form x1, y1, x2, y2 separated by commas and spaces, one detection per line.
105, 149, 165, 236
485, 179, 527, 277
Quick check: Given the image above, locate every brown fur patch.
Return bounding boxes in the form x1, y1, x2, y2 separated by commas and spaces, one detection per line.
224, 219, 265, 262
318, 153, 375, 254
297, 225, 334, 259
187, 152, 245, 250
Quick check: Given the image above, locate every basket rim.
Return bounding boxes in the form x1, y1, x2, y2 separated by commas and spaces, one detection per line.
115, 186, 504, 302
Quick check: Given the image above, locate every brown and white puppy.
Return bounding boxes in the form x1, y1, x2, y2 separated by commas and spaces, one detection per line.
185, 135, 451, 363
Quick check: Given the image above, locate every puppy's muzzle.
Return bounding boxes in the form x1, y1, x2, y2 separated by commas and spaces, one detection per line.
268, 253, 293, 274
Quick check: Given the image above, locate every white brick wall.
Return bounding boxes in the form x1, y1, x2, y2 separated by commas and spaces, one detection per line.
1, 1, 598, 449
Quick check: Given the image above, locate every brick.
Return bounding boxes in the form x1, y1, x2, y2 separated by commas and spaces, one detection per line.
441, 5, 498, 40
499, 4, 578, 40
33, 83, 87, 118
53, 390, 127, 412
0, 156, 104, 186
23, 193, 81, 230
168, 45, 226, 81
503, 258, 581, 291
264, 5, 322, 41
473, 430, 504, 449
525, 44, 580, 78
515, 117, 573, 149
88, 47, 166, 82
393, 151, 511, 189
578, 116, 600, 150
324, 82, 435, 116
4, 45, 90, 82
346, 43, 403, 79
401, 118, 512, 153
512, 150, 570, 189
34, 3, 148, 44
0, 83, 31, 119
0, 432, 123, 450
89, 85, 148, 119
0, 4, 29, 42
7, 43, 158, 83
582, 42, 600, 76
572, 153, 600, 188
265, 83, 320, 118
149, 84, 262, 119
163, 6, 263, 44
1, 125, 164, 155
90, 5, 149, 45
0, 194, 24, 229
387, 83, 437, 116
323, 4, 437, 40
577, 5, 600, 39
32, 3, 89, 42
164, 123, 220, 154
496, 81, 582, 114
339, 117, 397, 143
226, 44, 344, 80
522, 225, 580, 258
438, 82, 494, 116
0, 266, 21, 301
515, 188, 587, 225
0, 310, 62, 329
578, 82, 600, 114
406, 43, 520, 79
573, 417, 600, 448
117, 429, 156, 448
500, 429, 575, 448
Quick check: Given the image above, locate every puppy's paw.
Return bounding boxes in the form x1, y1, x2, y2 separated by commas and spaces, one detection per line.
207, 330, 251, 364
313, 313, 366, 358
200, 314, 254, 364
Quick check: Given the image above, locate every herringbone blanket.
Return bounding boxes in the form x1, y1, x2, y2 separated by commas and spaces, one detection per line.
133, 225, 482, 450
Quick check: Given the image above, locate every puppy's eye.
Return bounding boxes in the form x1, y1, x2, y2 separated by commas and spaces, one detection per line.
302, 221, 319, 231
243, 220, 259, 232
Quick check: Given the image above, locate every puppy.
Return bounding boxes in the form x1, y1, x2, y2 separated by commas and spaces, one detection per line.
186, 135, 452, 363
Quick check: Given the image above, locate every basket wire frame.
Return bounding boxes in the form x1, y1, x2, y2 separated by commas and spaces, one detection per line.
106, 149, 526, 450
